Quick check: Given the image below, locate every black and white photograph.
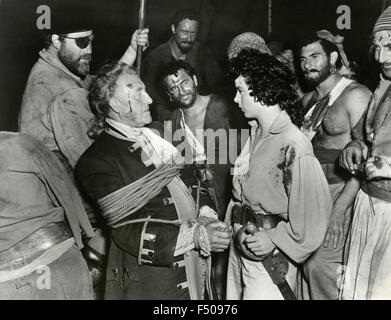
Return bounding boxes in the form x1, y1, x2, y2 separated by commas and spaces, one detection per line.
0, 0, 390, 307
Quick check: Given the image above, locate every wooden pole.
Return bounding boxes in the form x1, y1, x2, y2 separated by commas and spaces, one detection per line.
268, 0, 272, 36
136, 0, 146, 76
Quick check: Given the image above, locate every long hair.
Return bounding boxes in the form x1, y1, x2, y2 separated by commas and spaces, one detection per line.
88, 61, 136, 138
228, 49, 300, 126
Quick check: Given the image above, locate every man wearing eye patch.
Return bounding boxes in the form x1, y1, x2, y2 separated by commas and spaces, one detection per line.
17, 4, 149, 299
19, 4, 149, 169
339, 5, 391, 300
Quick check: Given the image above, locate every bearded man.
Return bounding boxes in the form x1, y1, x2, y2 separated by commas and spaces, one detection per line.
19, 4, 148, 170
142, 9, 224, 121
160, 60, 236, 299
17, 4, 148, 298
299, 33, 371, 299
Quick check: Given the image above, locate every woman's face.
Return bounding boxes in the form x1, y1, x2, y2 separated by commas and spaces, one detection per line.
110, 72, 153, 127
234, 75, 261, 119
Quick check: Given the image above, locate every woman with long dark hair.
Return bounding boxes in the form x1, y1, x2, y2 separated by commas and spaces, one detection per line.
225, 49, 332, 300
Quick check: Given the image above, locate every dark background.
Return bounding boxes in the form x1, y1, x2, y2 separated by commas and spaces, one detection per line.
0, 0, 388, 131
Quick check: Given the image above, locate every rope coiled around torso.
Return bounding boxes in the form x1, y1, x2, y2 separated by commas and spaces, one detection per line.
97, 159, 185, 228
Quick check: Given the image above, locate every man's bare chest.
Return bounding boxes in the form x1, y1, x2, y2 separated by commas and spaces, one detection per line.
320, 103, 350, 136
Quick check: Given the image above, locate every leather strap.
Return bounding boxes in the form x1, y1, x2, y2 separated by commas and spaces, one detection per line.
0, 222, 72, 272
231, 204, 285, 228
261, 252, 296, 300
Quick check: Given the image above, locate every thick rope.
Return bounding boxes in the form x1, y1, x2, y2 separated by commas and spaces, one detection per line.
97, 160, 184, 228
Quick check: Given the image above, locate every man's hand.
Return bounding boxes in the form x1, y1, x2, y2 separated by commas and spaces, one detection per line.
205, 220, 232, 252
366, 155, 391, 180
119, 28, 150, 66
323, 206, 352, 248
339, 140, 368, 174
131, 28, 150, 51
244, 228, 275, 257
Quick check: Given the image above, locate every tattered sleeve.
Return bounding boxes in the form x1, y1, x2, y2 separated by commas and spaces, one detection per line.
48, 88, 94, 168
267, 154, 332, 263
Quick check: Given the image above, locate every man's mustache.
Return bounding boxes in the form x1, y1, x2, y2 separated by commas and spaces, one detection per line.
79, 54, 92, 62
304, 69, 319, 74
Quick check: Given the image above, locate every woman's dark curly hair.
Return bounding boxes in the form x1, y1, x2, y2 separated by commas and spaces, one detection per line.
88, 61, 136, 138
228, 49, 301, 126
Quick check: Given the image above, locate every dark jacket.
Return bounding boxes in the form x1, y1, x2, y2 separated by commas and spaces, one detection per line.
169, 95, 237, 219
75, 123, 192, 300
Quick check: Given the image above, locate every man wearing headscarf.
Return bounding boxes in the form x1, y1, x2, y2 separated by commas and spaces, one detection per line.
299, 31, 371, 300
340, 5, 391, 300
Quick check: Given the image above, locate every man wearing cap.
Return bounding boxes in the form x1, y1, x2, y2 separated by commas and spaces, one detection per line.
18, 5, 149, 298
142, 9, 224, 121
339, 5, 391, 300
298, 32, 371, 299
19, 5, 149, 171
227, 32, 271, 61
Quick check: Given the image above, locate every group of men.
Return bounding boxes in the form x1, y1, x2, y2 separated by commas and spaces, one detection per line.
1, 3, 391, 300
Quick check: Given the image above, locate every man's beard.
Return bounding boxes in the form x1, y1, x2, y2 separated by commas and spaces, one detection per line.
59, 48, 91, 79
304, 61, 332, 88
175, 39, 194, 54
176, 91, 196, 108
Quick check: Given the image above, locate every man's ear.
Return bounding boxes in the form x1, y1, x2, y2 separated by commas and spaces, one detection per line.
192, 75, 198, 87
330, 51, 339, 66
171, 24, 176, 35
51, 34, 62, 50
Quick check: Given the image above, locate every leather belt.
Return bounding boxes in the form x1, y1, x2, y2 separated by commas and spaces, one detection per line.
0, 221, 72, 272
232, 204, 296, 300
231, 204, 285, 229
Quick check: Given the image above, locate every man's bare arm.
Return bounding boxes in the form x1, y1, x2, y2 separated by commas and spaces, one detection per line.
324, 85, 371, 248
346, 85, 372, 133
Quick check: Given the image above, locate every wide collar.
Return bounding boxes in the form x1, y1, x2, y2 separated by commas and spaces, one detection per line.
268, 110, 292, 135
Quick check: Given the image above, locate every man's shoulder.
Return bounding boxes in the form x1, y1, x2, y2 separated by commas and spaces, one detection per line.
25, 57, 78, 93
342, 81, 372, 99
0, 132, 53, 167
339, 81, 372, 113
145, 41, 171, 60
77, 133, 128, 173
208, 94, 232, 114
204, 94, 233, 129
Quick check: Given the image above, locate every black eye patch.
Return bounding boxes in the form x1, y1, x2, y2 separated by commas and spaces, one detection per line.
61, 35, 94, 49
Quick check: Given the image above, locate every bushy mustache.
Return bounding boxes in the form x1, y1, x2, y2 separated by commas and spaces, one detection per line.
304, 68, 319, 75
79, 54, 92, 62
